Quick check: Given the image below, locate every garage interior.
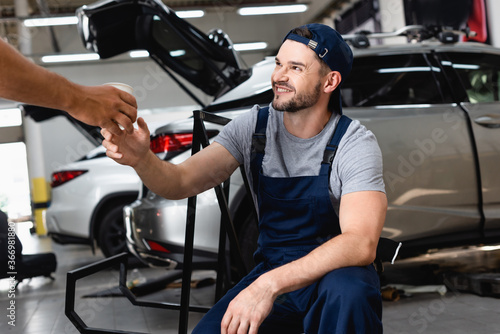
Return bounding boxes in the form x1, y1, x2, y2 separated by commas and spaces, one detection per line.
1, 0, 500, 333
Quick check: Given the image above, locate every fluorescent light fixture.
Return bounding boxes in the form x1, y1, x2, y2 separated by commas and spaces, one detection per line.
452, 63, 480, 70
176, 10, 204, 18
374, 104, 432, 109
238, 4, 308, 16
441, 60, 480, 70
233, 42, 268, 51
377, 66, 441, 73
0, 108, 22, 128
130, 50, 150, 58
41, 53, 100, 63
24, 16, 78, 27
479, 245, 500, 251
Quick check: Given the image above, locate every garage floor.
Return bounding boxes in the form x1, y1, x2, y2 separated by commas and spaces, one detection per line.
2, 222, 500, 334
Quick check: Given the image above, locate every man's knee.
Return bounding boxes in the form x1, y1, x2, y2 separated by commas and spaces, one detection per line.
319, 266, 381, 302
304, 266, 382, 333
315, 266, 382, 321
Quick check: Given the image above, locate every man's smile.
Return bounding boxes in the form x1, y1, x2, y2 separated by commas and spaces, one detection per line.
273, 83, 294, 95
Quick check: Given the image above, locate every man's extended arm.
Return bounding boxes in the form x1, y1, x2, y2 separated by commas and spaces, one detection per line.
0, 39, 137, 134
101, 117, 241, 199
221, 190, 387, 334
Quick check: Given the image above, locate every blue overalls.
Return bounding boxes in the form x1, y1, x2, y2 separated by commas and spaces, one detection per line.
193, 108, 382, 333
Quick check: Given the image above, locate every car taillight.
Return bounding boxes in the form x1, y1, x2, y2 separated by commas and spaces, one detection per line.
149, 130, 218, 155
50, 170, 88, 188
146, 240, 171, 253
150, 133, 193, 154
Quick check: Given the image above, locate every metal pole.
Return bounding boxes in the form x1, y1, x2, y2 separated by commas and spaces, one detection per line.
178, 111, 203, 334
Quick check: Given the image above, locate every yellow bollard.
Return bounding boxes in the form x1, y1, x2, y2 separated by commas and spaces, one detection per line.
31, 177, 50, 235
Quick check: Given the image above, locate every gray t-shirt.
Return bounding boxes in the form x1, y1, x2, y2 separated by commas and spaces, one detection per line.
214, 104, 385, 212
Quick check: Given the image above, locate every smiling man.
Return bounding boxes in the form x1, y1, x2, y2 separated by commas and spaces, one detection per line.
102, 24, 387, 333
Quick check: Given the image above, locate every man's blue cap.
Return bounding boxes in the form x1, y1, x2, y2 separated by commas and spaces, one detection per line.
283, 23, 353, 114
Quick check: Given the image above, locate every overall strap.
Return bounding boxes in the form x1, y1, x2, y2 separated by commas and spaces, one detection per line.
250, 107, 270, 194
320, 115, 352, 175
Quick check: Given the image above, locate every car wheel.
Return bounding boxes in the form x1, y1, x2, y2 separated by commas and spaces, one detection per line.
98, 205, 127, 258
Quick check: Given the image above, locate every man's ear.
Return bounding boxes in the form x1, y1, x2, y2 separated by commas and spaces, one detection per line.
324, 71, 342, 94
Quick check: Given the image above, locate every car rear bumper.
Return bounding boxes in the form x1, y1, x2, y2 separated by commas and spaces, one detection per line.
124, 194, 221, 269
46, 205, 93, 239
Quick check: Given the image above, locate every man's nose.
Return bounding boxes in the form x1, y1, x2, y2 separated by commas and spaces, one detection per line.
273, 67, 289, 81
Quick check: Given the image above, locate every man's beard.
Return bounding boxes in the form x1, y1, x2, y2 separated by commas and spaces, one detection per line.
272, 81, 322, 113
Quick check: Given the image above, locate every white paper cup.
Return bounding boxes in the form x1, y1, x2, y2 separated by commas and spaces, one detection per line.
104, 82, 134, 95
104, 82, 134, 130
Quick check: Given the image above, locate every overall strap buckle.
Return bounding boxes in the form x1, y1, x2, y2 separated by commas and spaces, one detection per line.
322, 145, 338, 165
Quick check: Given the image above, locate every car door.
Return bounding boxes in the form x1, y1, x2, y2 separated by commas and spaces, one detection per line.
76, 0, 250, 101
442, 51, 500, 234
342, 50, 481, 247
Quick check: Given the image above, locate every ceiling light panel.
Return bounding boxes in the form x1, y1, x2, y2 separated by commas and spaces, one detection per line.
24, 16, 78, 27
237, 4, 308, 16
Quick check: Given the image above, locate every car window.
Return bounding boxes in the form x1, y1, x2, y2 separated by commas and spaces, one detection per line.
342, 53, 444, 107
152, 15, 205, 72
135, 13, 248, 98
445, 53, 500, 103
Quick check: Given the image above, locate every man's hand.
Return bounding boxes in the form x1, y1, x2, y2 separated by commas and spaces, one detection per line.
221, 277, 276, 334
70, 84, 138, 135
0, 39, 137, 133
101, 117, 151, 167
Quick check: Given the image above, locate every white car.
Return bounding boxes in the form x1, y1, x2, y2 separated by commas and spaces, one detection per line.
46, 146, 142, 257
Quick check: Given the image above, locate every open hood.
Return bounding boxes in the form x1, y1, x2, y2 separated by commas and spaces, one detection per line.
76, 0, 251, 99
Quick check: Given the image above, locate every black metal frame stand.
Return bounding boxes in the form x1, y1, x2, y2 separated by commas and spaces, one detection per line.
65, 110, 248, 334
